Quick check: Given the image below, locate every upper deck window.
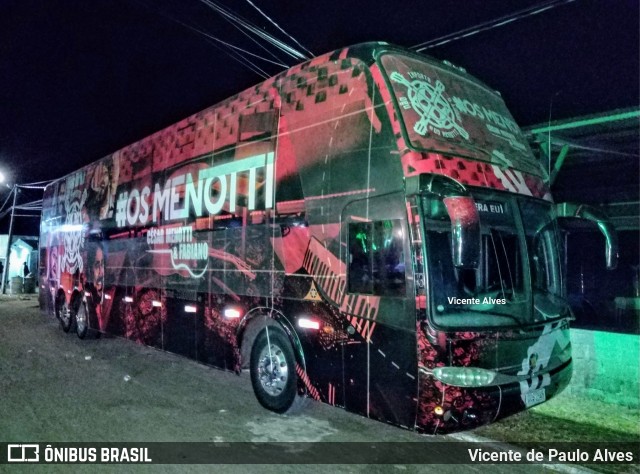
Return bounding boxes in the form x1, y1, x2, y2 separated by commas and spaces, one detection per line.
379, 54, 542, 177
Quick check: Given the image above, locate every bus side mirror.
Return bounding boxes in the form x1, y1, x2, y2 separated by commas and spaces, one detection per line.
556, 202, 618, 270
406, 174, 480, 269
443, 196, 480, 269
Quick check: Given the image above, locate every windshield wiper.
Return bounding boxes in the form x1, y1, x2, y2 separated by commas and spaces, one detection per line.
533, 288, 571, 306
532, 290, 572, 319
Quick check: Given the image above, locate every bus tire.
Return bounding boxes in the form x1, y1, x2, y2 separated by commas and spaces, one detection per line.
75, 300, 99, 339
55, 293, 74, 333
250, 327, 307, 414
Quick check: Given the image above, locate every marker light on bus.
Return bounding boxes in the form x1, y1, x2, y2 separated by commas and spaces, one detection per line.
152, 300, 162, 308
184, 305, 197, 313
322, 325, 334, 335
298, 318, 320, 330
124, 296, 133, 303
59, 224, 85, 233
432, 367, 496, 387
224, 308, 241, 319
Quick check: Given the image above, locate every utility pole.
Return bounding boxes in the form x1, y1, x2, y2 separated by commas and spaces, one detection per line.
1, 185, 18, 294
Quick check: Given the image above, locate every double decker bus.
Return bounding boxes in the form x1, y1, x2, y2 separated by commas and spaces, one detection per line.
40, 42, 585, 434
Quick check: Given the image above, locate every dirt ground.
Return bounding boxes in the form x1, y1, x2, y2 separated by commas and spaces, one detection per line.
0, 295, 626, 473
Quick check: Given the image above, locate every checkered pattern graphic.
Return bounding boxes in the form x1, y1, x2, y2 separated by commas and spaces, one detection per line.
116, 50, 368, 187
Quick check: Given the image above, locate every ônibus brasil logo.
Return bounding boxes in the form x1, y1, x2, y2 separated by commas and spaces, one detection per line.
8, 444, 39, 463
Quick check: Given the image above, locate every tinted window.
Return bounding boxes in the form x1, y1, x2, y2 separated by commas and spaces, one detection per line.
348, 220, 406, 297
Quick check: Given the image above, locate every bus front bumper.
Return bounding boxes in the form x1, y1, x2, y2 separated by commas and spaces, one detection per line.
416, 359, 573, 434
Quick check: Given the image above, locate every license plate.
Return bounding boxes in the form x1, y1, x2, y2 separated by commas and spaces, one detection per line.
525, 388, 546, 407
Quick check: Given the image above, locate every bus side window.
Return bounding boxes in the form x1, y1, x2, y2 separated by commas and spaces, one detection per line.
348, 220, 406, 297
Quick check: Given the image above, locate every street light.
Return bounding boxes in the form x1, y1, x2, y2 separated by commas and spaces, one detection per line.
0, 170, 11, 189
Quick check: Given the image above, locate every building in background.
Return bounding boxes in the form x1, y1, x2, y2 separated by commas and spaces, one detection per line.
0, 235, 39, 292
524, 109, 640, 334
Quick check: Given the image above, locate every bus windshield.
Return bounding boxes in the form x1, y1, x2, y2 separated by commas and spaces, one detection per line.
380, 54, 542, 178
424, 190, 568, 328
519, 199, 568, 320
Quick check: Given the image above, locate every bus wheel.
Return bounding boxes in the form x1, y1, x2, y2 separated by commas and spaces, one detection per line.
250, 327, 306, 414
76, 301, 99, 339
55, 294, 73, 333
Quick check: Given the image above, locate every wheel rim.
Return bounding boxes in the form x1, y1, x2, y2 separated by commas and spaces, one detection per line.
61, 305, 71, 328
257, 343, 289, 396
57, 300, 70, 327
76, 303, 87, 333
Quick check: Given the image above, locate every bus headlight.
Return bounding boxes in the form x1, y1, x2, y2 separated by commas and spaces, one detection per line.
432, 366, 496, 387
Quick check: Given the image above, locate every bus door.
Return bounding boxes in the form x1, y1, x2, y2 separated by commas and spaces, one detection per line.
342, 194, 418, 428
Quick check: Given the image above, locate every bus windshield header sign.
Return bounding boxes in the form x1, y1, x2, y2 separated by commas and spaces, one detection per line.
381, 54, 541, 176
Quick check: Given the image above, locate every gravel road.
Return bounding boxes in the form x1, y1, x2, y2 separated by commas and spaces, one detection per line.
0, 295, 579, 473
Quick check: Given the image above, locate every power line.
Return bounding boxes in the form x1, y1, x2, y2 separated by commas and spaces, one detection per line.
18, 180, 53, 187
412, 0, 578, 51
205, 37, 271, 79
0, 190, 13, 215
0, 188, 44, 220
17, 184, 48, 190
200, 0, 293, 59
200, 0, 290, 67
135, 0, 311, 79
134, 0, 282, 77
243, 0, 314, 58
199, 0, 309, 61
0, 208, 12, 220
172, 18, 288, 68
0, 200, 44, 220
15, 200, 44, 210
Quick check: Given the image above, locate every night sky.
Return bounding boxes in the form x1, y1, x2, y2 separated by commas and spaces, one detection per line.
0, 0, 638, 187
